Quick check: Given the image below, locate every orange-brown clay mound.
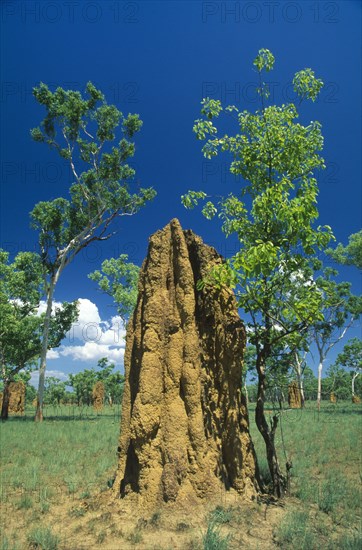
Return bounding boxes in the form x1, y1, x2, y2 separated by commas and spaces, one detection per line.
352, 395, 361, 404
288, 381, 302, 409
92, 381, 105, 412
113, 219, 260, 511
8, 381, 25, 415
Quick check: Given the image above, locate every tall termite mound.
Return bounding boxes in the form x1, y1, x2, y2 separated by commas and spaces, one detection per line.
8, 381, 25, 415
113, 219, 259, 509
92, 381, 105, 412
288, 381, 302, 409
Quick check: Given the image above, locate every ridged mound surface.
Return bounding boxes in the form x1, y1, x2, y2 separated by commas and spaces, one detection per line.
113, 219, 259, 508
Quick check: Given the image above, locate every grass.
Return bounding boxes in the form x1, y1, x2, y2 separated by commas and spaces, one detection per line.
209, 505, 234, 524
203, 519, 230, 550
16, 494, 33, 510
0, 406, 119, 505
275, 509, 317, 549
27, 527, 60, 550
150, 511, 161, 526
249, 400, 362, 547
127, 529, 143, 544
0, 401, 361, 548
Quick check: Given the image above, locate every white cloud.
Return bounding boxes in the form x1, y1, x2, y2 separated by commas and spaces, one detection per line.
42, 299, 127, 367
30, 369, 69, 388
66, 298, 102, 341
47, 349, 60, 359
61, 342, 125, 364
37, 300, 64, 316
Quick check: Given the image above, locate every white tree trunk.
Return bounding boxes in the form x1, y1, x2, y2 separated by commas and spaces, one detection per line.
317, 360, 323, 411
299, 377, 305, 406
35, 280, 55, 422
294, 352, 305, 407
244, 380, 249, 405
352, 372, 359, 398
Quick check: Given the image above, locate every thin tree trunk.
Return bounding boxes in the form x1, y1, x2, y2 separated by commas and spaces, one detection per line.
244, 379, 249, 405
294, 352, 305, 407
35, 280, 55, 422
1, 379, 10, 421
352, 372, 359, 398
317, 360, 323, 411
255, 351, 285, 498
300, 379, 305, 407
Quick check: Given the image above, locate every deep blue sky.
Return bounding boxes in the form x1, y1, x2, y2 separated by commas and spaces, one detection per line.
1, 0, 361, 380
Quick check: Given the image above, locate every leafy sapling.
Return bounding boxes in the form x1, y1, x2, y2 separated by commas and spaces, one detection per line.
182, 49, 332, 497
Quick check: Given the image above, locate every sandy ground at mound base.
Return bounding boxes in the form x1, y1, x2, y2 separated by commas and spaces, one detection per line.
1, 488, 330, 550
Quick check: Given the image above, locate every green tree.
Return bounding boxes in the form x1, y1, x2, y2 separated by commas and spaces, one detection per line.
182, 49, 332, 496
302, 366, 318, 400
312, 268, 361, 409
25, 383, 37, 404
96, 357, 125, 405
88, 255, 138, 404
63, 390, 76, 405
68, 369, 97, 406
324, 363, 350, 400
281, 332, 311, 407
89, 254, 139, 324
44, 376, 66, 405
244, 342, 292, 405
0, 250, 77, 420
334, 338, 362, 398
67, 358, 125, 406
30, 82, 156, 421
326, 230, 362, 270
243, 344, 257, 403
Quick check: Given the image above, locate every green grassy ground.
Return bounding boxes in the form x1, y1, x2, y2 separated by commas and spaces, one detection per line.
0, 401, 361, 549
1, 406, 120, 502
248, 401, 362, 549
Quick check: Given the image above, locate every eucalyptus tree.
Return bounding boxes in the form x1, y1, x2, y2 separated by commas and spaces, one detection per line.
182, 49, 332, 496
312, 268, 361, 409
30, 82, 156, 421
333, 338, 362, 400
0, 250, 77, 419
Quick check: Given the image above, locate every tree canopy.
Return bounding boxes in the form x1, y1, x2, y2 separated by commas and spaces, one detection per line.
30, 81, 155, 421
88, 254, 139, 324
182, 48, 332, 496
0, 249, 78, 419
326, 230, 362, 270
